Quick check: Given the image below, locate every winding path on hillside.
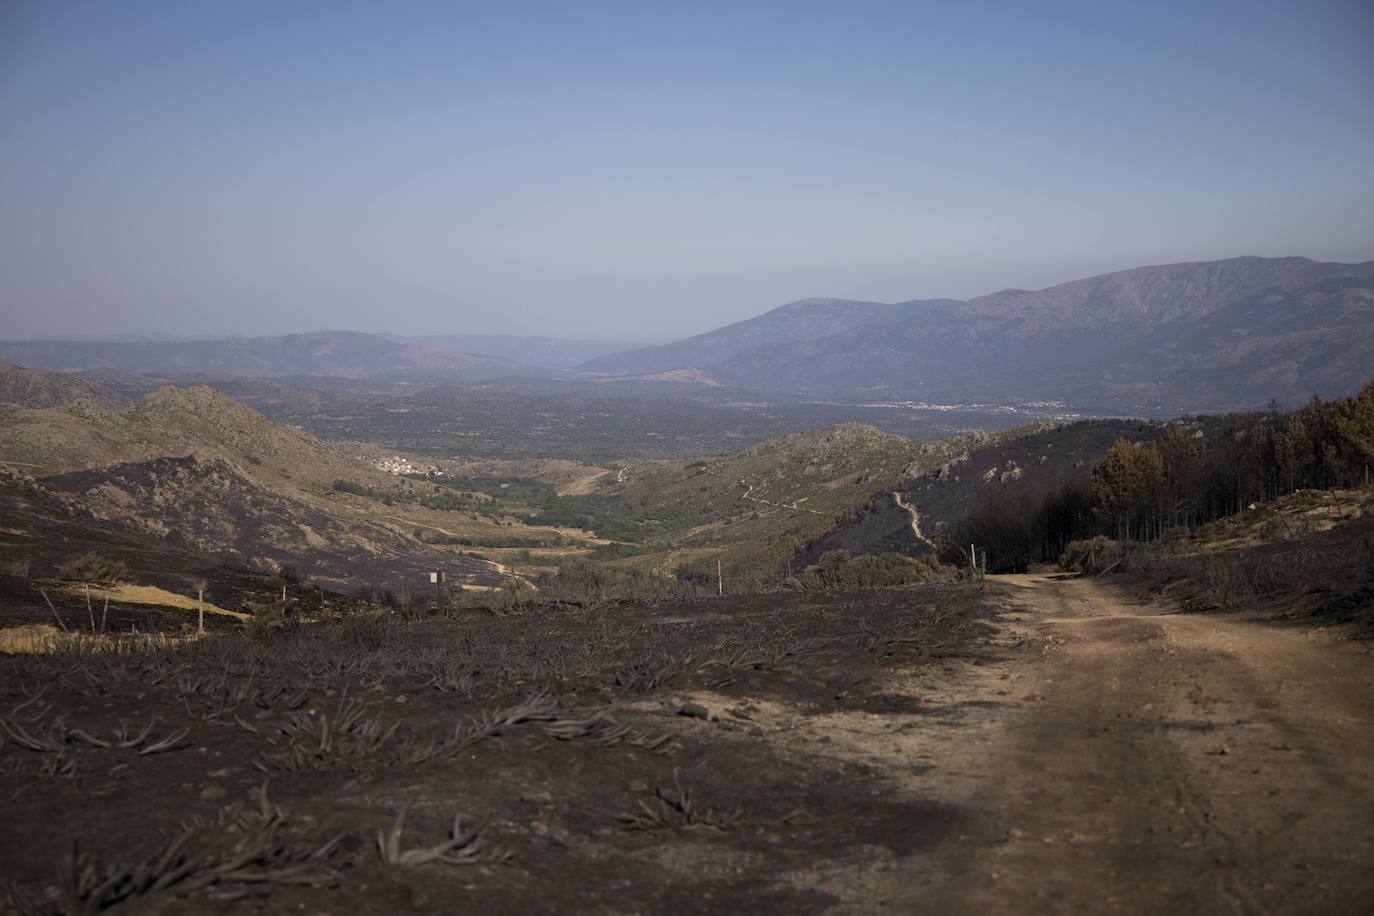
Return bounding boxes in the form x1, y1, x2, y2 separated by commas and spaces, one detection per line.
785, 574, 1374, 911
891, 490, 934, 547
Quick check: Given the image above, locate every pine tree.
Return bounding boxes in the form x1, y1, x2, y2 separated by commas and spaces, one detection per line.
1329, 380, 1374, 485
1091, 439, 1163, 539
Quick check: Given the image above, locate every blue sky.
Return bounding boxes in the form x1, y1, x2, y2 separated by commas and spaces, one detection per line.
1, 0, 1371, 339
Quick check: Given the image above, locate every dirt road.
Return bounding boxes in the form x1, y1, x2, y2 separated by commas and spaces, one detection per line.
818, 574, 1374, 913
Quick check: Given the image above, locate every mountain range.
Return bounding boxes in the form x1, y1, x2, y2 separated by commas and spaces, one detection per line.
0, 330, 540, 381
385, 333, 658, 369
4, 256, 1371, 413
580, 256, 1374, 412
579, 297, 959, 376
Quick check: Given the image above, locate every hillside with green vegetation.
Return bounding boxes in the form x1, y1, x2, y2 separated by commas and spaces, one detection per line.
570, 422, 1049, 590
329, 421, 1052, 596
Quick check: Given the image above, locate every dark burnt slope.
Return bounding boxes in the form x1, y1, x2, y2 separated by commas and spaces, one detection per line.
797, 420, 1174, 564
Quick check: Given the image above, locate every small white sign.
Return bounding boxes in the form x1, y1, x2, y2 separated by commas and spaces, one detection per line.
429, 571, 444, 583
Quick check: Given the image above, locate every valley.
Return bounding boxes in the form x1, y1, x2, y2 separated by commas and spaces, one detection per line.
2, 257, 1373, 914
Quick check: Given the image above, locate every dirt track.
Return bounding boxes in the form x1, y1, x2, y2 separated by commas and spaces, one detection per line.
857, 574, 1374, 914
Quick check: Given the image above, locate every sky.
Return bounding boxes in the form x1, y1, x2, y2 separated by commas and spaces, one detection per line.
1, 0, 1372, 341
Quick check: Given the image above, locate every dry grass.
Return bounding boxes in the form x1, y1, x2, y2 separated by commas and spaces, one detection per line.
0, 624, 196, 654
62, 583, 250, 621
0, 623, 65, 653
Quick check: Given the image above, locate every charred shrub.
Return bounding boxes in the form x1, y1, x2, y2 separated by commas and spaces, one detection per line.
57, 552, 128, 584
1059, 537, 1138, 576
800, 551, 940, 590
0, 558, 35, 598
334, 611, 390, 651
244, 601, 294, 642
1, 558, 31, 579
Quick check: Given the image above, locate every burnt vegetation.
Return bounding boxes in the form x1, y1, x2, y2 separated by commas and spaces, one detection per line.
938, 382, 1374, 573
0, 582, 992, 913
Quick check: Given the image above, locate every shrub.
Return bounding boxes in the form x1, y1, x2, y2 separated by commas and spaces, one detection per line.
57, 552, 128, 584
1058, 537, 1137, 576
334, 610, 390, 650
244, 598, 298, 641
800, 551, 941, 591
532, 558, 702, 607
490, 580, 538, 614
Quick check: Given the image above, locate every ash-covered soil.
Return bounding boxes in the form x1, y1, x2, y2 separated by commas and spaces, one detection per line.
0, 462, 505, 612
8, 571, 1372, 915
0, 585, 998, 914
797, 419, 1187, 565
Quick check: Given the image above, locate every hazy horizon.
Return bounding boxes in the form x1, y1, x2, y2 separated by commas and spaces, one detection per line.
4, 251, 1374, 345
3, 1, 1372, 341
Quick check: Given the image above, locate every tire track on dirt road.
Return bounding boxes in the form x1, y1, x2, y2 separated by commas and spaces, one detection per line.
783, 574, 1374, 913
937, 575, 1374, 913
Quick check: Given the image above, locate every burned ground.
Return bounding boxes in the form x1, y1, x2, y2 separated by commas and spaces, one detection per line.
1126, 490, 1374, 634
40, 456, 502, 590
0, 463, 504, 639
798, 419, 1186, 565
0, 584, 996, 915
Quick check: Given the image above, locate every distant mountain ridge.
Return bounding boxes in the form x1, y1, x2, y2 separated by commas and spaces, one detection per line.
0, 330, 542, 381
7, 255, 1370, 414
387, 333, 658, 369
578, 296, 960, 375
584, 256, 1374, 412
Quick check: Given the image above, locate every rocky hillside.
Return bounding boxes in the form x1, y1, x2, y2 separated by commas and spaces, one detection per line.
0, 386, 510, 589
0, 385, 391, 492
578, 297, 958, 375
125, 385, 380, 490
41, 456, 502, 588
0, 361, 129, 410
0, 330, 541, 381
0, 463, 209, 583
